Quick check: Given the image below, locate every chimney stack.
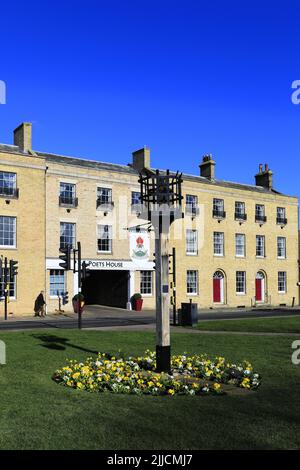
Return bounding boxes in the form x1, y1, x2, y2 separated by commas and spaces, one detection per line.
199, 154, 215, 180
131, 146, 150, 172
14, 122, 32, 153
255, 163, 273, 190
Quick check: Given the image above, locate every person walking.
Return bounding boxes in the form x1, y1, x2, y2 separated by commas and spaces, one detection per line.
34, 291, 46, 317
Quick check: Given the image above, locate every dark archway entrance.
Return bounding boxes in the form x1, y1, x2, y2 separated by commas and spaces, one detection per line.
82, 270, 129, 308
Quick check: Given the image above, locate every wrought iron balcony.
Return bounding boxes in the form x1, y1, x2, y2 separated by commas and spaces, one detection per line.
255, 214, 267, 223
213, 209, 226, 219
96, 198, 114, 210
59, 195, 78, 207
0, 187, 19, 199
235, 212, 247, 221
277, 217, 287, 225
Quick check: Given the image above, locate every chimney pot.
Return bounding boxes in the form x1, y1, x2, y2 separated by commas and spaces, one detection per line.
199, 154, 215, 180
255, 163, 273, 190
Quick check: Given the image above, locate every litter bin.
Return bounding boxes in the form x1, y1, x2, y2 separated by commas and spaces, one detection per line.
180, 302, 198, 326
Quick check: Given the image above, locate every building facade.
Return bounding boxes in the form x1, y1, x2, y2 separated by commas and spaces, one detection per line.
0, 122, 299, 316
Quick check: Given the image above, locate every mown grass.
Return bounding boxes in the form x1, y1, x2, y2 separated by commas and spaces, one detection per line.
0, 329, 300, 450
196, 315, 300, 333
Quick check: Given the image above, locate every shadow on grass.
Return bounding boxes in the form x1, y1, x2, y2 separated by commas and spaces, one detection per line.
31, 334, 99, 355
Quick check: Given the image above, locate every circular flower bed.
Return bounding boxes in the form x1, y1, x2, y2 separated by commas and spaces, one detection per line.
53, 350, 261, 396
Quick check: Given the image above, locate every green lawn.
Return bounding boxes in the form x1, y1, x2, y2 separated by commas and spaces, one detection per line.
1, 329, 300, 450
196, 315, 300, 333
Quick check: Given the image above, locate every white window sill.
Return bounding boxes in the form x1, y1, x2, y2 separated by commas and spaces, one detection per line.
0, 245, 17, 249
186, 252, 198, 256
186, 293, 198, 296
236, 292, 246, 296
235, 255, 245, 258
141, 294, 153, 297
214, 254, 224, 257
278, 291, 287, 295
97, 251, 112, 255
277, 257, 286, 260
256, 256, 265, 259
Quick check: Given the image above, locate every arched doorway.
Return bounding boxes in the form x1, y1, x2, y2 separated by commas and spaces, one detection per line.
255, 271, 266, 303
213, 271, 225, 304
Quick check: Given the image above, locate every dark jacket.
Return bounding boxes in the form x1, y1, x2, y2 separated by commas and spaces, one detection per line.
34, 293, 45, 312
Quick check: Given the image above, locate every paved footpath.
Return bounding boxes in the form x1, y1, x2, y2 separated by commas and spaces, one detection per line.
0, 304, 300, 332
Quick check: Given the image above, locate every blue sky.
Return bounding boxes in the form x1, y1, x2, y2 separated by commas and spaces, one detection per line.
0, 0, 300, 197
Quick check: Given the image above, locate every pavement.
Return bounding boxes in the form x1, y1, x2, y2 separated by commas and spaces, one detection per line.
0, 304, 300, 332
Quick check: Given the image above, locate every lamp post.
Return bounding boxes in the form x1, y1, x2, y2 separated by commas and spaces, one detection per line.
139, 169, 183, 373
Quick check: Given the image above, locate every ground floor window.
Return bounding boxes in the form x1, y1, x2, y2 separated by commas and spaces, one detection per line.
187, 270, 198, 295
0, 276, 16, 299
140, 271, 152, 295
50, 270, 65, 296
236, 271, 246, 294
278, 271, 287, 293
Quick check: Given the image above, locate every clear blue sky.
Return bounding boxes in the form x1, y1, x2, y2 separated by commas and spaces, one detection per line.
1, 0, 300, 197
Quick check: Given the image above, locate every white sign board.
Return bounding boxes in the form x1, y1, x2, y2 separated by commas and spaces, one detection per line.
129, 231, 150, 267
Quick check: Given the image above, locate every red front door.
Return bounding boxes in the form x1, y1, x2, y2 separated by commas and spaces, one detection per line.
213, 279, 221, 303
256, 279, 262, 302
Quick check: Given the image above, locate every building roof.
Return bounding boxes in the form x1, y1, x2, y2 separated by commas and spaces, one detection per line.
0, 143, 295, 198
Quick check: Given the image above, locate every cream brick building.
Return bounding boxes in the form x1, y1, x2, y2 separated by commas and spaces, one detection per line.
0, 122, 299, 316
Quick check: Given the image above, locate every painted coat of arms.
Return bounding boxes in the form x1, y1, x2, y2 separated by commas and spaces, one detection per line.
131, 236, 148, 260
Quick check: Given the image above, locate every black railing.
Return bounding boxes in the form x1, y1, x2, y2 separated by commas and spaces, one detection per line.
255, 214, 267, 223
213, 209, 226, 219
97, 198, 114, 210
59, 195, 78, 207
235, 212, 247, 221
0, 187, 19, 198
277, 217, 287, 225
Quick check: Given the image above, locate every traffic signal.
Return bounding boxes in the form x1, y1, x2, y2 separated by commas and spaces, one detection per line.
59, 246, 71, 270
62, 291, 69, 305
81, 261, 90, 280
9, 259, 18, 282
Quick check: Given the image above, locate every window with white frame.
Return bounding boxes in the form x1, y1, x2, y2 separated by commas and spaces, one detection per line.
0, 276, 16, 299
140, 271, 152, 295
278, 271, 287, 293
256, 235, 265, 257
50, 270, 65, 296
235, 233, 245, 257
186, 229, 198, 255
255, 204, 266, 223
131, 191, 141, 206
60, 222, 76, 249
0, 216, 16, 247
59, 182, 76, 205
236, 271, 246, 294
97, 187, 112, 205
186, 194, 198, 215
277, 207, 286, 224
213, 232, 224, 256
97, 225, 112, 252
235, 201, 245, 218
0, 171, 17, 196
277, 237, 286, 259
187, 270, 198, 295
213, 198, 224, 216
